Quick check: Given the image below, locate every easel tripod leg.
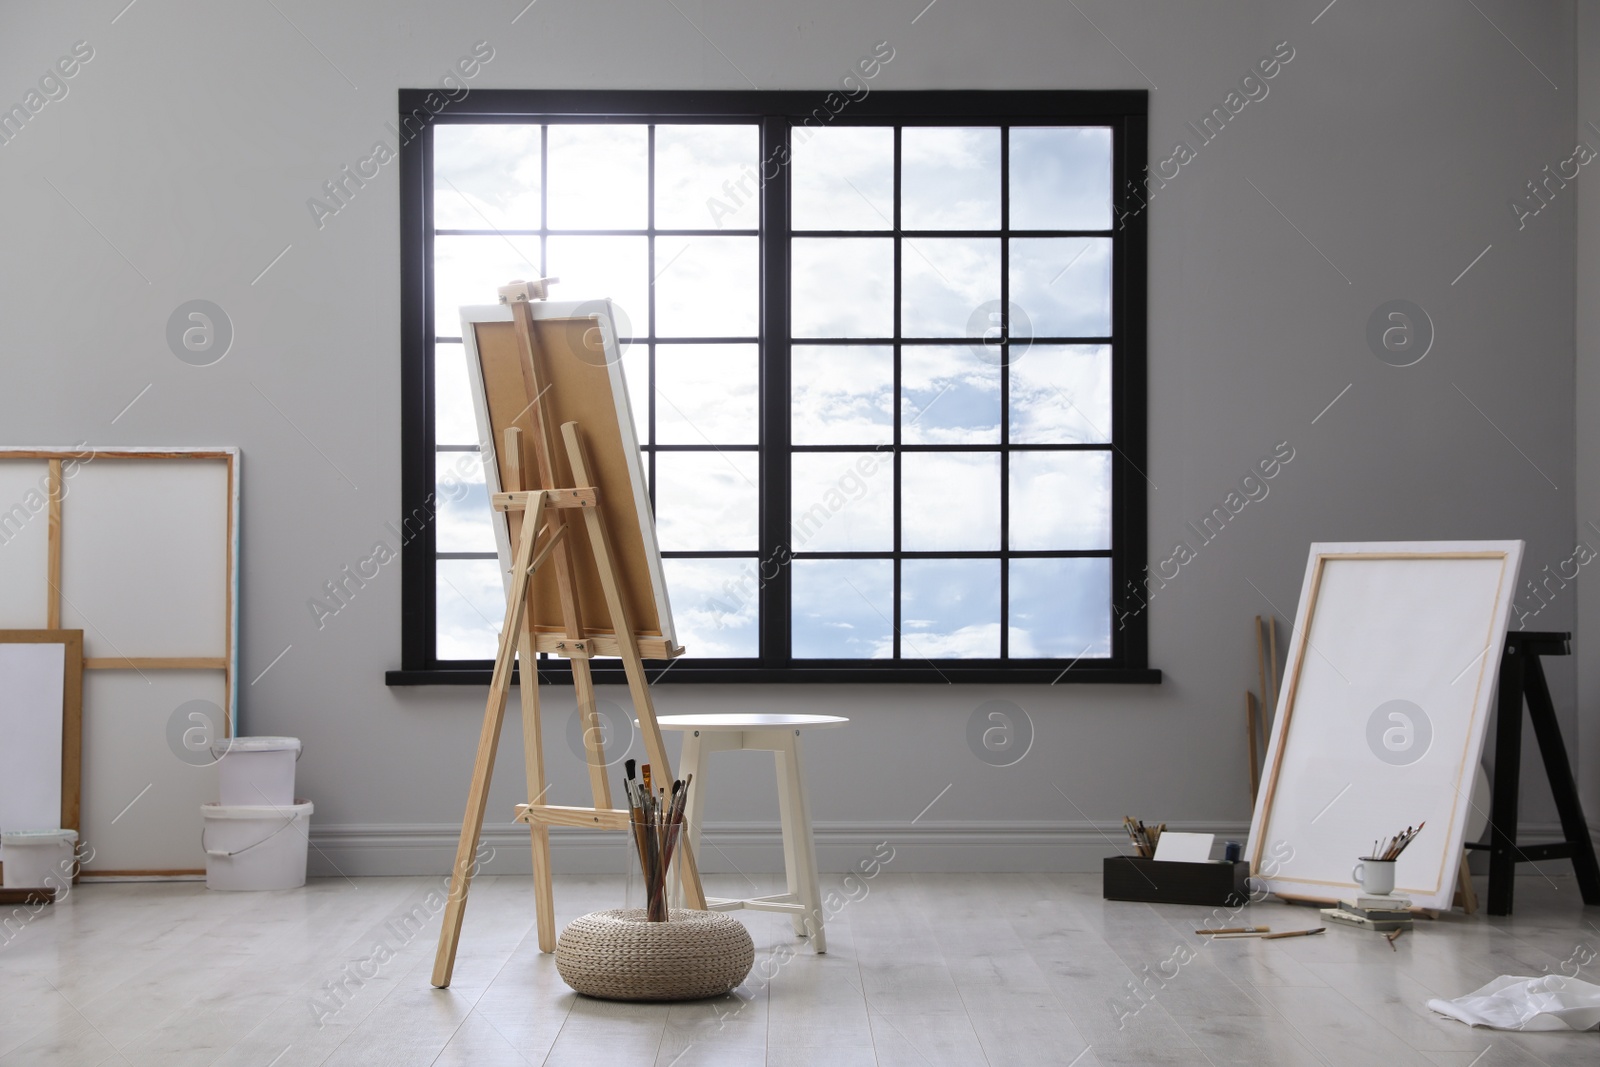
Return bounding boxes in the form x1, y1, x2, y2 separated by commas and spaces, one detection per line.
432, 494, 545, 987
517, 629, 557, 953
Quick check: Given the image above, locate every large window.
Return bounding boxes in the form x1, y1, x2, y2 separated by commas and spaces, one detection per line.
393, 91, 1153, 684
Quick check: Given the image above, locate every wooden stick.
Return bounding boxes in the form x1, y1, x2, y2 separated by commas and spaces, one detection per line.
1246, 692, 1262, 802
1255, 614, 1268, 720
46, 459, 61, 629
432, 491, 547, 988
1267, 615, 1280, 714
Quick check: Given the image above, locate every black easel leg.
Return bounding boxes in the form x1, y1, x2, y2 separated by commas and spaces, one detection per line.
1522, 659, 1600, 906
1488, 646, 1525, 916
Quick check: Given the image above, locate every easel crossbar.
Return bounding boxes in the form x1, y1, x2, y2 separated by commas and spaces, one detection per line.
515, 804, 632, 831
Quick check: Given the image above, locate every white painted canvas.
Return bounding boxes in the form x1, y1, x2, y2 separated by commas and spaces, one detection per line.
1247, 540, 1523, 910
60, 460, 230, 659
0, 642, 65, 833
79, 670, 224, 874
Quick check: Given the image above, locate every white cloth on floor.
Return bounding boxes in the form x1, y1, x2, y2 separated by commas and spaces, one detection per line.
1427, 975, 1600, 1031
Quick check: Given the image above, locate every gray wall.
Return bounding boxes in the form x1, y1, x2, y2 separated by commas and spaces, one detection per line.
0, 1, 1583, 876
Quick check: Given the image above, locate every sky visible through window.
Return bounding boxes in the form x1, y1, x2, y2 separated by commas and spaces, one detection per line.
429, 121, 1115, 664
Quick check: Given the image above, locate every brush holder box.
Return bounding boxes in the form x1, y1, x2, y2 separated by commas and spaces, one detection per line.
555, 908, 754, 1001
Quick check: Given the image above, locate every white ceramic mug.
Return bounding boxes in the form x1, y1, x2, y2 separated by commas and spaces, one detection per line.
1351, 857, 1396, 896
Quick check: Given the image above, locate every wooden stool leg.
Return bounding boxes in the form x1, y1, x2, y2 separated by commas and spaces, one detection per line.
776, 732, 826, 953
672, 730, 709, 909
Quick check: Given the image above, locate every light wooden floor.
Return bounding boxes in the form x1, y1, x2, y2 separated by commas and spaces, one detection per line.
1, 871, 1596, 1065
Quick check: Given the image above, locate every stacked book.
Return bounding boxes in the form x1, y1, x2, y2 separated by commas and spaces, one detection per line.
1320, 894, 1414, 932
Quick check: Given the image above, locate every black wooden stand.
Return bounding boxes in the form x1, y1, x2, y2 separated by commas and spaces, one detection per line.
1462, 631, 1600, 915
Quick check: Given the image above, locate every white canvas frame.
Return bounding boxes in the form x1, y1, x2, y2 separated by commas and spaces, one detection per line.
1246, 540, 1523, 910
458, 300, 677, 645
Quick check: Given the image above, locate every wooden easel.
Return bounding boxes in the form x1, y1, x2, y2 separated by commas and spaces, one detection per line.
1462, 630, 1600, 915
431, 283, 705, 989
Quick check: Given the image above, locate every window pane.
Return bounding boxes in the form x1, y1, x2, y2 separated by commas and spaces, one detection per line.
435, 343, 481, 447
1009, 127, 1113, 230
655, 236, 759, 338
791, 452, 893, 552
545, 236, 649, 339
1009, 344, 1112, 444
791, 345, 893, 445
656, 124, 759, 230
434, 124, 542, 231
621, 343, 649, 445
1009, 238, 1111, 338
436, 453, 495, 552
902, 238, 1001, 339
662, 558, 758, 657
1008, 557, 1111, 658
791, 239, 893, 338
1009, 451, 1112, 550
791, 126, 893, 231
546, 124, 647, 229
434, 234, 541, 333
901, 558, 999, 659
792, 559, 893, 658
901, 346, 1000, 445
901, 127, 1000, 230
437, 558, 505, 660
654, 452, 759, 550
902, 452, 1000, 550
656, 344, 758, 444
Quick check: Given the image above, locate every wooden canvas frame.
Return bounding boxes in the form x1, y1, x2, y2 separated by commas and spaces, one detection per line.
0, 629, 83, 884
460, 301, 679, 656
0, 448, 239, 877
1246, 540, 1523, 910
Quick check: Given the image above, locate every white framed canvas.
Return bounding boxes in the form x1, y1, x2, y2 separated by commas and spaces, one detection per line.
1246, 540, 1523, 909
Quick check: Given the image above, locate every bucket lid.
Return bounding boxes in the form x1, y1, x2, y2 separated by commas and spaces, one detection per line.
212, 736, 301, 755
201, 800, 313, 818
1, 829, 79, 845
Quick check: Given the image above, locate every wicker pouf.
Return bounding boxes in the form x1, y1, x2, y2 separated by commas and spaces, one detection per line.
555, 908, 755, 1001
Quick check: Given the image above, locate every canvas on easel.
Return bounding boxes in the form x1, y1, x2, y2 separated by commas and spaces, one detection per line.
431, 281, 704, 989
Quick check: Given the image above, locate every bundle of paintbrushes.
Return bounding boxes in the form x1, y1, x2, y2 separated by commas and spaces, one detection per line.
1123, 817, 1164, 859
623, 759, 692, 922
1375, 823, 1424, 861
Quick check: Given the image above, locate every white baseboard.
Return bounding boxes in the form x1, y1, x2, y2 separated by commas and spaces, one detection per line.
305, 819, 1588, 879
304, 820, 1255, 878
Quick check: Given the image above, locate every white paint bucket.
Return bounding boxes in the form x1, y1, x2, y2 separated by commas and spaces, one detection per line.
201, 800, 313, 891
212, 736, 301, 807
1, 829, 80, 902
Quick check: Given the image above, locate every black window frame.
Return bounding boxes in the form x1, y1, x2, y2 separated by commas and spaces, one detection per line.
390, 89, 1157, 686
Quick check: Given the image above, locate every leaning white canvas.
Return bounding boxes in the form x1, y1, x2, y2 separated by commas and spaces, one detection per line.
1246, 540, 1523, 910
0, 642, 66, 833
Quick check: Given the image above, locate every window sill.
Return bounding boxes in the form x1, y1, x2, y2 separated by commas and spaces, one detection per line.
385, 664, 1163, 686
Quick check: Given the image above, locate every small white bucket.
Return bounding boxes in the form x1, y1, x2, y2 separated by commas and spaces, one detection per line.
201, 800, 313, 891
1, 829, 80, 902
213, 736, 301, 807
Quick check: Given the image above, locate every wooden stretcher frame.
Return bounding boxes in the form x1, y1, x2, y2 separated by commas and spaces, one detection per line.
0, 447, 239, 877
1246, 540, 1523, 910
0, 629, 83, 885
459, 300, 678, 656
432, 285, 701, 988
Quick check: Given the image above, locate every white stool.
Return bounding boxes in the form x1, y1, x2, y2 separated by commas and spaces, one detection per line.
657, 713, 847, 953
